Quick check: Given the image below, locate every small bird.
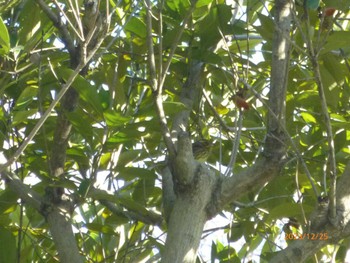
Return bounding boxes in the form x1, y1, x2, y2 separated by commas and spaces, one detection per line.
192, 140, 213, 162
319, 7, 336, 31
231, 95, 250, 110
231, 88, 250, 111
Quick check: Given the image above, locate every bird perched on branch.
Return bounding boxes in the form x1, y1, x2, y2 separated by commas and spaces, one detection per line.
319, 7, 336, 31
192, 140, 213, 162
231, 87, 250, 111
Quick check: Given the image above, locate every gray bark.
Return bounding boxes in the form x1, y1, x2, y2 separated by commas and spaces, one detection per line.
47, 209, 84, 263
162, 164, 217, 262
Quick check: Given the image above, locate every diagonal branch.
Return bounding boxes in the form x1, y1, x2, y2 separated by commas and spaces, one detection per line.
1, 171, 43, 211
88, 187, 162, 225
98, 197, 163, 226
271, 162, 350, 262
35, 0, 76, 56
0, 61, 85, 174
52, 0, 84, 41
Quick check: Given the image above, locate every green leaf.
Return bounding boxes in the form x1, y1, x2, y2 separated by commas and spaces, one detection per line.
125, 17, 147, 38
0, 227, 16, 263
268, 203, 313, 220
300, 112, 316, 124
118, 196, 152, 217
86, 222, 115, 234
78, 179, 92, 197
104, 110, 131, 127
254, 13, 274, 41
57, 68, 104, 114
12, 109, 37, 126
166, 0, 191, 15
192, 48, 222, 64
196, 0, 213, 8
163, 101, 187, 115
197, 4, 232, 49
0, 17, 10, 55
14, 85, 38, 110
116, 150, 142, 168
66, 111, 94, 143
321, 31, 350, 54
117, 167, 157, 181
0, 189, 18, 214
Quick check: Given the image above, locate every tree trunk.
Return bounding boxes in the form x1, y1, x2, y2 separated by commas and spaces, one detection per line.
162, 164, 217, 262
47, 210, 84, 263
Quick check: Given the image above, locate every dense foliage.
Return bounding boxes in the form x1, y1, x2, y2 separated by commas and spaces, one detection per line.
0, 0, 349, 262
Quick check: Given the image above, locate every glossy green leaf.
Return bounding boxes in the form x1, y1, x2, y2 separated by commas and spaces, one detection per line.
0, 17, 10, 55
300, 112, 316, 124
104, 110, 131, 127
57, 68, 104, 114
163, 101, 188, 114
125, 17, 147, 38
321, 31, 350, 54
117, 167, 157, 181
14, 85, 37, 109
12, 109, 38, 126
254, 13, 274, 41
0, 227, 16, 263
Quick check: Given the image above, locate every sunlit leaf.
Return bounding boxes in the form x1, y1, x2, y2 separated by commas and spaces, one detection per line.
125, 17, 147, 38
0, 17, 10, 55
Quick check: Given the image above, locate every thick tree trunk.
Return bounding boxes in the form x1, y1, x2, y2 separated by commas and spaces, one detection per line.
162, 164, 216, 262
47, 210, 84, 263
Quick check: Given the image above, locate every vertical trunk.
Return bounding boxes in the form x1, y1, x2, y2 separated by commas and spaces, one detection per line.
265, 0, 292, 155
162, 165, 216, 263
47, 210, 84, 263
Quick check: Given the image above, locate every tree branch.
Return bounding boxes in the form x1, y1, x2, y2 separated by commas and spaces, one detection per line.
47, 210, 84, 263
210, 0, 293, 214
311, 52, 337, 222
212, 156, 284, 217
300, 1, 337, 221
270, 239, 328, 263
1, 171, 43, 212
35, 0, 76, 56
144, 0, 176, 158
271, 162, 350, 262
99, 199, 163, 226
88, 187, 163, 226
264, 0, 291, 154
0, 61, 85, 174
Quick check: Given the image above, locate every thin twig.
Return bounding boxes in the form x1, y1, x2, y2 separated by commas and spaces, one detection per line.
202, 90, 237, 133
225, 110, 243, 177
301, 6, 337, 221
158, 0, 164, 87
312, 56, 337, 220
35, 0, 76, 55
144, 0, 157, 93
52, 0, 84, 41
158, 1, 197, 90
144, 0, 176, 158
67, 0, 84, 39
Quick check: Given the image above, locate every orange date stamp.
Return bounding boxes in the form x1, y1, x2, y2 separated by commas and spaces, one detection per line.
284, 233, 329, 240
